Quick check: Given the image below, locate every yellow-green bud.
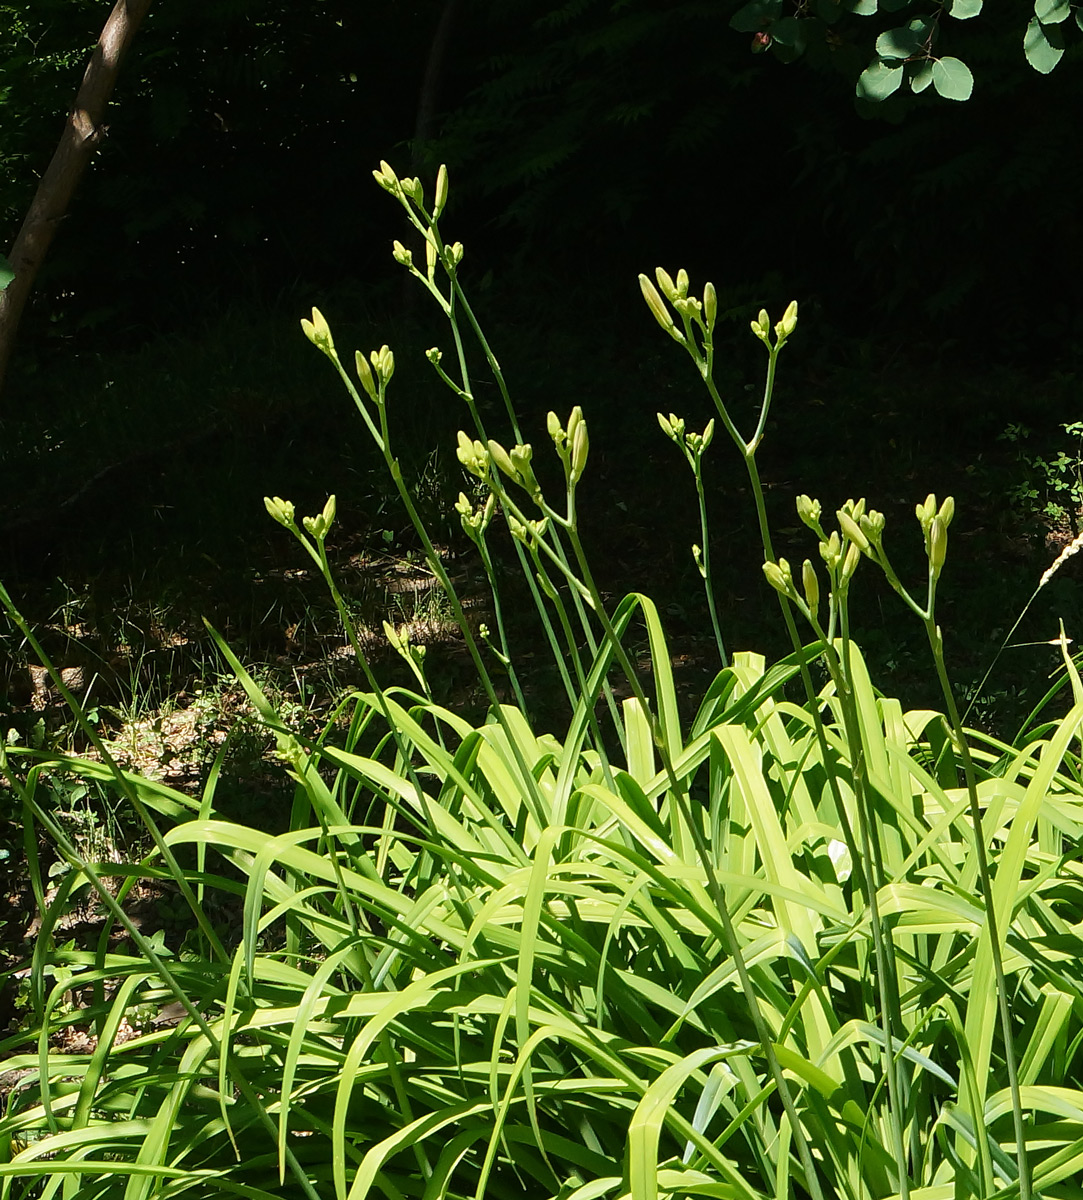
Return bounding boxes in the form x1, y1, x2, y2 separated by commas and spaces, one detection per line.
303, 494, 337, 539
838, 510, 870, 552
547, 410, 563, 444
392, 240, 412, 267
701, 418, 715, 449
820, 531, 842, 569
929, 515, 947, 576
449, 241, 464, 266
640, 274, 678, 336
425, 237, 437, 279
373, 160, 401, 194
916, 494, 937, 530
751, 308, 771, 342
802, 559, 820, 617
763, 558, 794, 596
510, 444, 540, 496
655, 268, 678, 301
841, 541, 861, 582
657, 412, 684, 441
264, 496, 295, 528
938, 495, 955, 528
776, 300, 798, 339
692, 544, 706, 578
703, 281, 717, 330
674, 296, 702, 320
570, 418, 589, 482
860, 509, 885, 542
566, 405, 583, 446
370, 345, 395, 385
796, 494, 821, 530
433, 164, 449, 218
487, 439, 518, 481
425, 346, 442, 366
401, 177, 423, 204
675, 268, 689, 299
456, 430, 490, 478
355, 350, 377, 400
301, 307, 335, 355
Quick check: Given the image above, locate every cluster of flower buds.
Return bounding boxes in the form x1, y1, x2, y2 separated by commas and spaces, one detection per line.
507, 513, 549, 549
383, 619, 428, 677
264, 496, 296, 529
301, 307, 335, 357
546, 407, 590, 485
455, 431, 491, 480
454, 491, 495, 539
657, 411, 715, 469
915, 493, 954, 579
750, 301, 798, 347
488, 439, 542, 501
302, 495, 337, 540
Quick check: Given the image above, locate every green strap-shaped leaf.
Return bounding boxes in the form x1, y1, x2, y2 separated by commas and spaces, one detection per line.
932, 56, 974, 100
0, 254, 12, 292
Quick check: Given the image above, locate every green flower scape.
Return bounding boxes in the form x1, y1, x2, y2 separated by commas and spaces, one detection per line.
4, 160, 1083, 1200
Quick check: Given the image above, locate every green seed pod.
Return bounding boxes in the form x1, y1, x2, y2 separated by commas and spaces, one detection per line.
703, 281, 717, 331
802, 558, 820, 617
655, 268, 678, 301
433, 164, 449, 218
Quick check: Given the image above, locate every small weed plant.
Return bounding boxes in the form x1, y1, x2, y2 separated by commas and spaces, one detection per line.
3, 163, 1083, 1200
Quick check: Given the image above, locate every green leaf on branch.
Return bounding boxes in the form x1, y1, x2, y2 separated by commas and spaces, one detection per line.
949, 0, 983, 17
846, 0, 878, 13
0, 254, 12, 292
910, 61, 935, 92
932, 56, 974, 100
857, 60, 904, 100
1035, 0, 1070, 23
1024, 17, 1065, 71
730, 0, 783, 34
876, 18, 933, 59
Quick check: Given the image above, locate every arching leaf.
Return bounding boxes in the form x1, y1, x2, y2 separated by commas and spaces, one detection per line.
0, 254, 12, 292
857, 60, 904, 100
910, 61, 935, 92
932, 56, 974, 100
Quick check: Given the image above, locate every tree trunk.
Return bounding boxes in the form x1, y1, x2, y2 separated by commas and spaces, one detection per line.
0, 0, 153, 401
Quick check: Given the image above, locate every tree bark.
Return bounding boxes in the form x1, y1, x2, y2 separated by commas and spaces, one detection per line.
0, 0, 153, 401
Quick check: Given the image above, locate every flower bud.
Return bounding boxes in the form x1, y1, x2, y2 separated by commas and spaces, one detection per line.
301, 307, 335, 355
916, 494, 937, 530
796, 494, 821, 530
426, 347, 442, 366
401, 177, 423, 204
655, 268, 678, 301
370, 345, 395, 386
841, 542, 861, 582
434, 164, 449, 218
373, 160, 401, 194
547, 410, 563, 443
425, 237, 437, 279
860, 509, 885, 543
675, 268, 690, 299
449, 242, 465, 266
938, 495, 955, 529
570, 418, 589, 482
819, 531, 842, 569
701, 418, 715, 449
264, 496, 295, 528
692, 543, 706, 578
456, 431, 490, 479
703, 281, 717, 331
838, 510, 870, 552
763, 558, 794, 596
657, 412, 684, 442
777, 300, 798, 339
487, 439, 518, 481
751, 309, 771, 343
802, 559, 820, 617
640, 275, 678, 336
929, 515, 947, 577
355, 350, 377, 400
392, 240, 413, 267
